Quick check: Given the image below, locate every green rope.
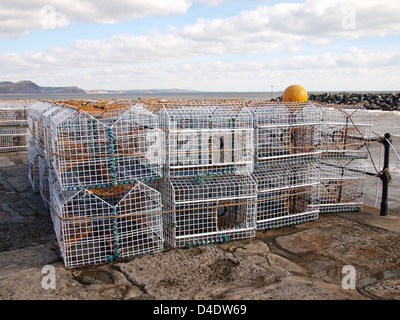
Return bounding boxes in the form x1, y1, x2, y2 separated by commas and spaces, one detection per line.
107, 205, 121, 262
185, 236, 229, 249
107, 127, 118, 186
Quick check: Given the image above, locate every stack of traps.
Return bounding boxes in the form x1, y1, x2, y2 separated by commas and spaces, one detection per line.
250, 102, 322, 228
159, 103, 256, 248
318, 104, 372, 212
0, 101, 30, 152
28, 100, 164, 268
27, 99, 372, 268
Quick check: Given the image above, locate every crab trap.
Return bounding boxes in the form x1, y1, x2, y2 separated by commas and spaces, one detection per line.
161, 174, 257, 248
317, 104, 373, 160
35, 101, 64, 160
49, 173, 163, 268
0, 101, 29, 126
159, 104, 254, 177
38, 156, 50, 208
249, 101, 322, 167
318, 159, 365, 213
47, 100, 162, 190
27, 101, 60, 157
27, 145, 40, 193
0, 100, 29, 152
252, 163, 320, 229
27, 101, 65, 192
0, 126, 29, 152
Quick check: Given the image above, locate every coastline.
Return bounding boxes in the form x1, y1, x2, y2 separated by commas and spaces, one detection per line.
279, 92, 400, 111
1, 91, 400, 110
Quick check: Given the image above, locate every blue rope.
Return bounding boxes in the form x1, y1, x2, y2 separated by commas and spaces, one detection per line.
185, 236, 229, 249
107, 127, 118, 186
107, 205, 121, 262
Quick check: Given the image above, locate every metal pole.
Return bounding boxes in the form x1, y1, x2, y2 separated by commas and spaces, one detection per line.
380, 133, 391, 216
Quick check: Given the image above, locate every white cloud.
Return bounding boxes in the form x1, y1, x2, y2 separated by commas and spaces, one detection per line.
3, 0, 400, 40
1, 45, 399, 91
0, 0, 192, 37
267, 47, 400, 70
194, 0, 227, 5
1, 0, 400, 91
157, 0, 400, 58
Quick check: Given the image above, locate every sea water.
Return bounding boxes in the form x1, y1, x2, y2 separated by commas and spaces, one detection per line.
362, 110, 400, 213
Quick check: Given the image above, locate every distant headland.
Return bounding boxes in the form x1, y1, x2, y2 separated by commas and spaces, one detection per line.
0, 81, 86, 95
0, 81, 202, 95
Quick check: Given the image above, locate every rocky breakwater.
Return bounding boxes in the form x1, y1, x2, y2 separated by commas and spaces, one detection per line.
275, 92, 400, 111
308, 92, 400, 111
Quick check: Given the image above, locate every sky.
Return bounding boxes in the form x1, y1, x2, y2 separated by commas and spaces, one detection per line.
0, 0, 400, 92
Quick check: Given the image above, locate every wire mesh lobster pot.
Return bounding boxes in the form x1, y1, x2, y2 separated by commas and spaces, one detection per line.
49, 174, 163, 268
27, 145, 40, 192
38, 156, 50, 208
0, 126, 29, 152
159, 104, 254, 177
319, 159, 365, 213
317, 104, 373, 160
250, 101, 322, 167
38, 102, 64, 161
0, 101, 29, 126
252, 163, 320, 229
144, 98, 247, 114
27, 101, 59, 157
27, 101, 68, 194
49, 102, 162, 190
161, 174, 257, 248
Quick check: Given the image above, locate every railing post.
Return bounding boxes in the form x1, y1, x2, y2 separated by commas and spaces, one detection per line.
380, 133, 391, 216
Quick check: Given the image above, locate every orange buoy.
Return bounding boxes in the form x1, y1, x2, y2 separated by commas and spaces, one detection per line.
282, 85, 308, 102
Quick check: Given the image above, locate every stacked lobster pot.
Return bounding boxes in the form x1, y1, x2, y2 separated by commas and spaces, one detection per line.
27, 101, 59, 193
28, 100, 164, 268
158, 103, 257, 248
249, 101, 322, 229
0, 100, 30, 153
317, 104, 373, 212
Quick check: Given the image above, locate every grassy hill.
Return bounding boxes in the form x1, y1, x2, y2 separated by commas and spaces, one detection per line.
0, 81, 86, 94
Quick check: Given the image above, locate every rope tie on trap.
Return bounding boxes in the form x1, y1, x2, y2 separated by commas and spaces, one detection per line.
107, 205, 121, 262
185, 236, 229, 249
377, 167, 392, 184
107, 126, 118, 187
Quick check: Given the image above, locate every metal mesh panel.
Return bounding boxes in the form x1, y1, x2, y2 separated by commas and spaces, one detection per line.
49, 102, 162, 190
159, 104, 254, 177
0, 126, 29, 152
41, 103, 64, 161
144, 98, 246, 113
161, 174, 257, 247
49, 176, 163, 268
38, 156, 50, 208
27, 101, 59, 157
252, 163, 319, 229
317, 104, 372, 160
316, 103, 372, 213
0, 101, 29, 152
0, 101, 29, 126
27, 146, 40, 192
319, 159, 365, 212
250, 101, 322, 166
